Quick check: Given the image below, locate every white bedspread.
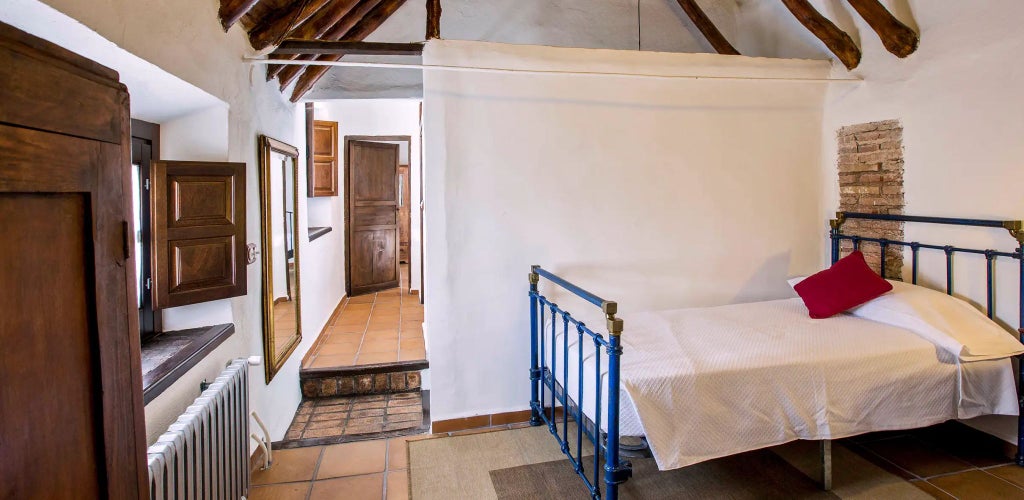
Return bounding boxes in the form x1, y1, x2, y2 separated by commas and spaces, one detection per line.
550, 298, 1017, 471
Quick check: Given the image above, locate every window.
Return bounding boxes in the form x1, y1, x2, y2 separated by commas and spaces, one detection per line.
130, 119, 160, 341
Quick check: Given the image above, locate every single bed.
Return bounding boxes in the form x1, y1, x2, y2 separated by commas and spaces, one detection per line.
528, 212, 1024, 500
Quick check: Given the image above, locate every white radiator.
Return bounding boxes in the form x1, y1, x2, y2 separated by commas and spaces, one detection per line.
147, 359, 250, 499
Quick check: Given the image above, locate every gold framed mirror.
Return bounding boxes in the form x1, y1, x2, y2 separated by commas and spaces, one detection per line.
259, 135, 302, 383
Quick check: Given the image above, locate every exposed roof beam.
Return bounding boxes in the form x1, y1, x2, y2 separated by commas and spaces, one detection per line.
272, 40, 423, 56
673, 0, 739, 55
426, 0, 441, 39
780, 0, 861, 69
265, 0, 362, 77
289, 0, 408, 102
273, 0, 383, 85
248, 0, 333, 50
846, 0, 918, 58
219, 0, 261, 31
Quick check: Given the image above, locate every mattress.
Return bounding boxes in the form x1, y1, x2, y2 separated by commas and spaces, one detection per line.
548, 298, 1018, 471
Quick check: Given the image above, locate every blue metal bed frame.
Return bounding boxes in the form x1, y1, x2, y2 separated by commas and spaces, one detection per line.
529, 212, 1024, 499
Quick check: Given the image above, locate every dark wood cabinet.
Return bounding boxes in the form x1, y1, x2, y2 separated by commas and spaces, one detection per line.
152, 160, 247, 308
0, 21, 147, 498
310, 119, 339, 197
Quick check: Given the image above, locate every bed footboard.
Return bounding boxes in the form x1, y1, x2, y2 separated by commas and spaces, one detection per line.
529, 265, 632, 500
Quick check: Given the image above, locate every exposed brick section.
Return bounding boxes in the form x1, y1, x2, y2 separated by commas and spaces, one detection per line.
837, 119, 905, 278
302, 370, 423, 398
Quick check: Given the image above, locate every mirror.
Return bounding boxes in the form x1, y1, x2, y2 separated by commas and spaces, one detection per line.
259, 135, 302, 383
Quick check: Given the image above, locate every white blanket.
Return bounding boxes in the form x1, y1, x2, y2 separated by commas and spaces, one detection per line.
550, 298, 1017, 471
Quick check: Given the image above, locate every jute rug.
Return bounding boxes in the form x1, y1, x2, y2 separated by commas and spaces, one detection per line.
408, 426, 931, 499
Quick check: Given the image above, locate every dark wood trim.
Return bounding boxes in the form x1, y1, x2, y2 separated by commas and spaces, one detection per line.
141, 324, 236, 404
300, 359, 429, 379
130, 119, 162, 340
305, 102, 315, 196
247, 0, 333, 50
674, 0, 740, 55
418, 102, 424, 303
426, 0, 441, 39
266, 0, 364, 80
343, 135, 412, 297
219, 0, 261, 31
272, 40, 423, 56
308, 226, 332, 242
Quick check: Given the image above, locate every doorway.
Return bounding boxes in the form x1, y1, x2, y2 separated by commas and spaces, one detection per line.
344, 135, 413, 297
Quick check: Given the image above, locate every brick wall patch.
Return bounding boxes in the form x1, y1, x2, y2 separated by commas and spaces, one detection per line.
837, 119, 905, 279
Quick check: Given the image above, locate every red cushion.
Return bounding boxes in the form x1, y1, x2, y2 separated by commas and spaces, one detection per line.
794, 251, 893, 319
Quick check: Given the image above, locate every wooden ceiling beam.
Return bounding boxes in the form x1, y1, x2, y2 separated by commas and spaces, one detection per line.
248, 0, 333, 51
272, 0, 383, 84
426, 0, 441, 39
780, 0, 861, 69
674, 0, 739, 55
272, 40, 423, 56
220, 0, 261, 30
289, 0, 408, 102
846, 0, 918, 58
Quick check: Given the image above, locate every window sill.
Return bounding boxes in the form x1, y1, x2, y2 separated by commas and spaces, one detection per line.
308, 226, 332, 242
141, 323, 235, 405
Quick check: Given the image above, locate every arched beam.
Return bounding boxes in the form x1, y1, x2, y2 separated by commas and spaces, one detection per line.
673, 0, 739, 55
780, 0, 861, 69
846, 0, 918, 58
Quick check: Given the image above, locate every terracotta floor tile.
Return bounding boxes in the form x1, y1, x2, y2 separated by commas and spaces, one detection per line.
386, 404, 422, 415
910, 480, 957, 499
318, 342, 361, 356
988, 465, 1024, 489
324, 332, 364, 344
387, 437, 410, 470
351, 408, 386, 418
928, 470, 1024, 499
362, 338, 399, 353
344, 303, 374, 312
328, 324, 366, 334
348, 295, 376, 304
317, 440, 387, 479
312, 354, 356, 368
365, 329, 400, 340
357, 351, 399, 365
399, 330, 423, 340
398, 348, 426, 362
346, 422, 386, 435
309, 473, 384, 500
386, 471, 409, 500
251, 447, 322, 485
399, 338, 424, 350
861, 436, 974, 478
248, 482, 311, 500
386, 413, 422, 424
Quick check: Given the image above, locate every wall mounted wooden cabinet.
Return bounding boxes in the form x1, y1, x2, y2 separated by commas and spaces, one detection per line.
0, 21, 147, 498
152, 161, 247, 308
309, 119, 339, 197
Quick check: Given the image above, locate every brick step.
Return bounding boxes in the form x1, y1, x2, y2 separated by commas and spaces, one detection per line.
299, 360, 428, 398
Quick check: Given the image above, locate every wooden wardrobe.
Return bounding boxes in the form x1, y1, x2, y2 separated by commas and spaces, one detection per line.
0, 22, 148, 498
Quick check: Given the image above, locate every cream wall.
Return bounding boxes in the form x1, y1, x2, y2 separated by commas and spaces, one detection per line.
2, 0, 345, 446
422, 40, 831, 421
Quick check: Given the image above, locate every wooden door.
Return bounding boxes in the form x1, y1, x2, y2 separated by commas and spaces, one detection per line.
0, 21, 147, 498
398, 164, 411, 263
310, 120, 338, 197
347, 140, 400, 295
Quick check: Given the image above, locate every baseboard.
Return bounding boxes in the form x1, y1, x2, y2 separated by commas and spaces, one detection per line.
432, 408, 565, 434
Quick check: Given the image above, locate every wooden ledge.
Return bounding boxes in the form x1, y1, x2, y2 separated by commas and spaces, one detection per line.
141, 323, 235, 404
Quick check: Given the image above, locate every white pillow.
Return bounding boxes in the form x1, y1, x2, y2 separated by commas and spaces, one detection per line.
849, 280, 1024, 362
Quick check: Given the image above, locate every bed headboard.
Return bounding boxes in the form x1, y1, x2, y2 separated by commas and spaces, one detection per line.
829, 212, 1024, 327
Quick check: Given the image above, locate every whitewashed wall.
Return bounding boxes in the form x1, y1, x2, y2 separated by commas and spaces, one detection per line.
2, 0, 345, 446
422, 40, 830, 421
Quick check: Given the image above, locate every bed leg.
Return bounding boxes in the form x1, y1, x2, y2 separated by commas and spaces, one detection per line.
820, 440, 833, 490
529, 267, 543, 427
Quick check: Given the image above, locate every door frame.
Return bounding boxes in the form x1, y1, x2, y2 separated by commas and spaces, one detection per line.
344, 135, 413, 297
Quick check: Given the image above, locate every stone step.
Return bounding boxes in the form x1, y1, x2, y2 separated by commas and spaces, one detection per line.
299, 360, 427, 399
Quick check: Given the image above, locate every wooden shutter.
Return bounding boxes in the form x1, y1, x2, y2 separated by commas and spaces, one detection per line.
152, 161, 247, 308
309, 120, 339, 197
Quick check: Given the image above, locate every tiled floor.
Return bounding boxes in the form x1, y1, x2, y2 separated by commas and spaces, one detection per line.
250, 435, 418, 500
305, 266, 424, 369
284, 393, 426, 442
256, 420, 1024, 499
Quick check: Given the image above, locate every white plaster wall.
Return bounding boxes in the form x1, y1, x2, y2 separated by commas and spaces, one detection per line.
804, 0, 1024, 443
314, 99, 425, 295
5, 0, 345, 446
423, 40, 830, 421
